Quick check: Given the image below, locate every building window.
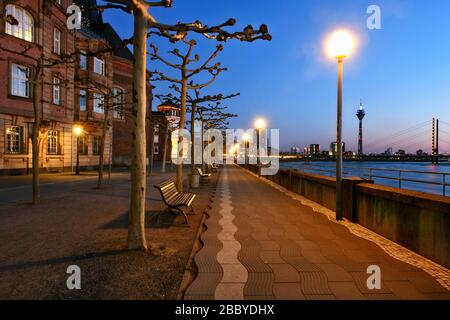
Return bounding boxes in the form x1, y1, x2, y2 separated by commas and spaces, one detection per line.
77, 135, 88, 155
93, 93, 104, 114
53, 28, 61, 54
93, 57, 104, 75
92, 136, 101, 155
53, 77, 61, 105
80, 51, 88, 70
11, 64, 30, 98
5, 5, 34, 42
112, 87, 123, 119
154, 145, 159, 155
47, 130, 59, 155
79, 89, 87, 111
6, 126, 24, 154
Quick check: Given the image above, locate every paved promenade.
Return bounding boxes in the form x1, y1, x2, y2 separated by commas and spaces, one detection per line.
185, 166, 450, 300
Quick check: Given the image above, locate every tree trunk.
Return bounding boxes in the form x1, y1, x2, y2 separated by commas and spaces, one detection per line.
127, 11, 148, 251
32, 67, 42, 205
97, 106, 109, 188
176, 77, 187, 192
161, 125, 169, 173
190, 102, 196, 175
201, 113, 205, 172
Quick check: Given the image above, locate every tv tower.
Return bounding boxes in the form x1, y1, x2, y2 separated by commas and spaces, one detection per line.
356, 100, 366, 156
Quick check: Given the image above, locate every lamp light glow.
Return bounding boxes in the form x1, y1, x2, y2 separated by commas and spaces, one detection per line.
254, 118, 267, 130
74, 126, 83, 136
326, 30, 355, 59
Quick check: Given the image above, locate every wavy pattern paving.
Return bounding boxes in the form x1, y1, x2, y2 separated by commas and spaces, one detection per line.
185, 166, 450, 300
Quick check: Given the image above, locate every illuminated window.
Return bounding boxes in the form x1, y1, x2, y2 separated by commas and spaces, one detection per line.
5, 5, 34, 42
6, 126, 24, 154
53, 28, 61, 54
77, 135, 88, 155
11, 64, 30, 98
47, 130, 59, 155
53, 77, 61, 105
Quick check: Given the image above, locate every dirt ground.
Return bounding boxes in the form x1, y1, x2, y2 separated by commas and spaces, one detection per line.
0, 167, 218, 299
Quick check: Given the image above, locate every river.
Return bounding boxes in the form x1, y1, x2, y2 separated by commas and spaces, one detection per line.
280, 161, 450, 197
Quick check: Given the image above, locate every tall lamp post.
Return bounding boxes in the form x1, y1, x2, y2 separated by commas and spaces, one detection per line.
254, 118, 267, 167
74, 126, 83, 175
326, 30, 355, 221
243, 133, 251, 165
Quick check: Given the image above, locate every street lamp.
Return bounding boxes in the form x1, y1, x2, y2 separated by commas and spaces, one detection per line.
243, 133, 251, 165
74, 125, 83, 175
254, 117, 267, 168
326, 29, 355, 221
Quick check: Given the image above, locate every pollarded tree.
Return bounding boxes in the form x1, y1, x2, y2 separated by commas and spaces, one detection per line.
157, 87, 239, 183
150, 40, 227, 191
96, 0, 271, 251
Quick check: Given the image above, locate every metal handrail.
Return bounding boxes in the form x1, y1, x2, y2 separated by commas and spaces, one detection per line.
294, 163, 449, 196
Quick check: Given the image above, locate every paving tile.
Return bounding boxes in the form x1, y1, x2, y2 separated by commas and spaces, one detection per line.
317, 264, 353, 282
186, 273, 223, 296
258, 240, 281, 251
259, 251, 285, 264
305, 294, 336, 300
300, 271, 333, 295
301, 250, 330, 264
273, 283, 306, 300
384, 281, 429, 300
269, 264, 300, 283
215, 283, 245, 300
221, 264, 248, 283
328, 282, 367, 300
244, 273, 274, 296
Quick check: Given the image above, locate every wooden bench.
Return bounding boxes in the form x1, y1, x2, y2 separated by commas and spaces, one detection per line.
154, 180, 196, 225
197, 167, 212, 178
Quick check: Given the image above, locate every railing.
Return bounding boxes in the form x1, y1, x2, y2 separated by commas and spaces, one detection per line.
293, 163, 450, 197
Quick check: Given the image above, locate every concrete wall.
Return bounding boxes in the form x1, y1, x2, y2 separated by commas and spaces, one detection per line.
244, 165, 450, 268
355, 183, 450, 268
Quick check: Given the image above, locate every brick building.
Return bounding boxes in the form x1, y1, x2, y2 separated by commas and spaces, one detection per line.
0, 0, 170, 174
0, 0, 75, 174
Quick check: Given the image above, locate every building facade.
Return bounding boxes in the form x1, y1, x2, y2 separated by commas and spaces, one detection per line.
0, 0, 75, 174
0, 0, 140, 174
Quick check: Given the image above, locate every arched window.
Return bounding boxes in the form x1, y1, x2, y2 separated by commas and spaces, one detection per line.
5, 5, 34, 42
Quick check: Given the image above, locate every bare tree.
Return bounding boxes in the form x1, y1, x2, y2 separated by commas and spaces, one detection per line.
150, 40, 227, 191
95, 0, 271, 250
157, 88, 239, 183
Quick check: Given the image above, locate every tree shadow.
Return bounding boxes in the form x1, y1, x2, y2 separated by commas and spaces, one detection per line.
100, 210, 178, 229
0, 249, 127, 273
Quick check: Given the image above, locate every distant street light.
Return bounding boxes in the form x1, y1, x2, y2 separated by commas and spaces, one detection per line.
254, 117, 267, 168
74, 125, 83, 175
326, 29, 355, 221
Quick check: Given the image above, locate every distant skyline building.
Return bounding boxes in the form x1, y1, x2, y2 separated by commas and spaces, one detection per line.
330, 142, 346, 156
356, 100, 366, 156
309, 144, 321, 155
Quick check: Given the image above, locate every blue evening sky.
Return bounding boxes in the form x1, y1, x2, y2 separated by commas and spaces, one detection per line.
102, 0, 450, 153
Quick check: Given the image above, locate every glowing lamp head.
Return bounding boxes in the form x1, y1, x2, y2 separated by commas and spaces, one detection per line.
326, 30, 355, 59
74, 126, 83, 136
254, 118, 267, 130
243, 133, 251, 142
